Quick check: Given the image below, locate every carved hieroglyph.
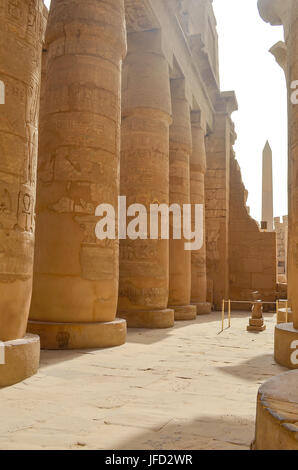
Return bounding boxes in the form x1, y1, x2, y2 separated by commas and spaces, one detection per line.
168, 79, 196, 320
118, 30, 174, 328
29, 0, 127, 338
190, 113, 211, 314
0, 0, 46, 341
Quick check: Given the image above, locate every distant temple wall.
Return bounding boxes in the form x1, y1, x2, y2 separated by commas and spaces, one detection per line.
229, 156, 277, 309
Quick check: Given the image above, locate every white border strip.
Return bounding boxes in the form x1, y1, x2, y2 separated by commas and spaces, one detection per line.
0, 341, 5, 364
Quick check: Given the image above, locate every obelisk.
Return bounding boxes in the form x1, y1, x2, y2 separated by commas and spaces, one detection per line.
262, 141, 274, 232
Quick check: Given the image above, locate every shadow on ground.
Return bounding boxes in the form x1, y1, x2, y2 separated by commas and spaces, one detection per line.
108, 414, 255, 450
217, 353, 286, 382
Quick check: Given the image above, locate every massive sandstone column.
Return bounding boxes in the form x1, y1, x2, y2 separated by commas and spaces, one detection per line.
190, 113, 211, 315
118, 30, 174, 329
168, 79, 196, 321
0, 0, 46, 386
28, 0, 127, 349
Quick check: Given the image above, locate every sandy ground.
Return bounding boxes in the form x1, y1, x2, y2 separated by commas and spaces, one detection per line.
0, 311, 286, 450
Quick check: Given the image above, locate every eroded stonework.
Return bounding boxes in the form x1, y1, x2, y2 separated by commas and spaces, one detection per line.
0, 0, 46, 342
28, 0, 127, 348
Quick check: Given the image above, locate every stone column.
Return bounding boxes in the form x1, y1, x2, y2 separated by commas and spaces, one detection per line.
168, 79, 196, 321
0, 0, 46, 386
205, 92, 237, 310
253, 0, 298, 451
28, 0, 127, 349
190, 113, 211, 315
258, 0, 298, 369
262, 141, 274, 232
118, 30, 174, 329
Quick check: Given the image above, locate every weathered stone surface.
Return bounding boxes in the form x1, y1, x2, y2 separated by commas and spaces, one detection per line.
168, 79, 193, 320
0, 0, 46, 342
0, 334, 40, 388
229, 155, 277, 308
274, 216, 288, 283
205, 94, 237, 310
254, 370, 298, 450
118, 30, 174, 329
190, 113, 211, 315
247, 299, 266, 332
261, 141, 274, 232
28, 319, 127, 350
29, 0, 127, 347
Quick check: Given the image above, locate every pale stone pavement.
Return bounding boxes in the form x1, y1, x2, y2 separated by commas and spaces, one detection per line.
0, 312, 286, 450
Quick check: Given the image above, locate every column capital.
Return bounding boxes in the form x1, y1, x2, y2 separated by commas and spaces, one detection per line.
191, 111, 206, 135
215, 91, 238, 116
170, 78, 192, 107
258, 0, 292, 38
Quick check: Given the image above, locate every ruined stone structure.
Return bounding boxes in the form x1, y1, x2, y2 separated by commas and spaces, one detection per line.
0, 0, 46, 386
229, 152, 277, 309
274, 215, 288, 283
254, 0, 298, 450
0, 0, 279, 394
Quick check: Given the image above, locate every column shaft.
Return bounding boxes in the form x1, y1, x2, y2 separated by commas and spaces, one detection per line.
168, 80, 196, 321
0, 0, 46, 341
118, 30, 174, 329
191, 114, 211, 315
28, 0, 127, 348
288, 1, 298, 329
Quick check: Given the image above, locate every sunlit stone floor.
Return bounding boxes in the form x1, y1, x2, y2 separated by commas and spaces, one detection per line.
0, 311, 286, 450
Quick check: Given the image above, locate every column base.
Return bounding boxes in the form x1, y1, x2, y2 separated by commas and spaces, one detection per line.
252, 370, 298, 450
277, 308, 293, 324
247, 325, 266, 332
27, 319, 126, 350
0, 334, 40, 388
192, 302, 212, 315
118, 309, 174, 329
275, 323, 298, 369
247, 318, 266, 332
170, 305, 197, 321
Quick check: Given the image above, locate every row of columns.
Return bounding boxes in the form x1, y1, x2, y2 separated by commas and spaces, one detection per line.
0, 0, 211, 371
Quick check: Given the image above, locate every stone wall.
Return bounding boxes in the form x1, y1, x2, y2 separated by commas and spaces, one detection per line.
229, 155, 277, 308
